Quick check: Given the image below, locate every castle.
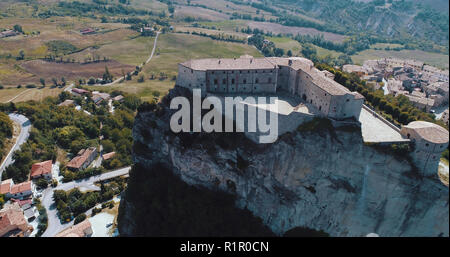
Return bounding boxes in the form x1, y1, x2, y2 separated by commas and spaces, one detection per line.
176, 55, 365, 120
176, 56, 449, 178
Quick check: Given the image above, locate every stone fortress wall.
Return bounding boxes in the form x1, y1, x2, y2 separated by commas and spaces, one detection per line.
177, 55, 364, 120
176, 56, 449, 178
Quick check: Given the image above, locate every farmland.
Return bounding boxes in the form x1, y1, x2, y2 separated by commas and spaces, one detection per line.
87, 33, 262, 100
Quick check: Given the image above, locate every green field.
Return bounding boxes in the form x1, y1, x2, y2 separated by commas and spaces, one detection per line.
88, 33, 262, 100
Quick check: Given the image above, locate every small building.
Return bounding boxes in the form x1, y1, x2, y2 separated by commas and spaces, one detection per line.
80, 28, 96, 35
102, 152, 116, 161
0, 30, 19, 38
71, 88, 90, 96
56, 219, 93, 237
112, 95, 124, 102
0, 202, 33, 237
67, 147, 97, 171
30, 160, 53, 180
9, 181, 33, 200
400, 121, 449, 177
342, 64, 368, 77
58, 100, 75, 107
0, 179, 13, 196
21, 204, 35, 222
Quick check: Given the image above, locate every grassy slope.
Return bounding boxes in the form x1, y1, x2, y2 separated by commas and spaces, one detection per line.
88, 33, 262, 101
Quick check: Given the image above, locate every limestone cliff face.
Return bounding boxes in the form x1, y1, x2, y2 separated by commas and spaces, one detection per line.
122, 87, 449, 237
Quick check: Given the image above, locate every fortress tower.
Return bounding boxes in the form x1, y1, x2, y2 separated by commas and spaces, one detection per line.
400, 121, 449, 177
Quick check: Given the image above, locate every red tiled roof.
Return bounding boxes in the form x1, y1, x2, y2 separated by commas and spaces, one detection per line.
30, 160, 52, 178
72, 88, 89, 94
67, 147, 96, 169
102, 152, 116, 160
10, 181, 32, 195
0, 179, 13, 195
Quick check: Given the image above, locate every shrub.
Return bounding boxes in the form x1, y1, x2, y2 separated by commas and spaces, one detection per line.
74, 213, 87, 225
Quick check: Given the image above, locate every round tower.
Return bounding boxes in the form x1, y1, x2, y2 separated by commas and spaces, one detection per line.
400, 121, 449, 177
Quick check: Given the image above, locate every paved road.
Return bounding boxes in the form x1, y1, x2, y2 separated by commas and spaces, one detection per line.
97, 31, 161, 87
0, 113, 31, 179
41, 166, 130, 237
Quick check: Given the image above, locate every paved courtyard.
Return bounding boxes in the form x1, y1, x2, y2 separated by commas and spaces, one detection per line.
359, 108, 409, 143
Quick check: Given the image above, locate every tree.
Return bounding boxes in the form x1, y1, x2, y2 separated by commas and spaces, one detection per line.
13, 24, 23, 33
17, 50, 25, 60
40, 78, 46, 87
61, 77, 66, 87
52, 78, 58, 87
287, 50, 293, 57
35, 178, 49, 189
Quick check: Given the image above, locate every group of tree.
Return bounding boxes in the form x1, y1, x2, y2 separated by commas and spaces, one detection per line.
0, 112, 13, 161
53, 177, 126, 223
248, 34, 284, 57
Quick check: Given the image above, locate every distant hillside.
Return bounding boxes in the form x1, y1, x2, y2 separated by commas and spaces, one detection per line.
273, 0, 449, 46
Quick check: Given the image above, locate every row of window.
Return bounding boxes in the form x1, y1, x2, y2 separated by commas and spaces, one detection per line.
211, 69, 274, 74
212, 78, 272, 85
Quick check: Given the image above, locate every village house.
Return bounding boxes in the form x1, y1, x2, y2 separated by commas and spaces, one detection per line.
0, 30, 19, 38
66, 147, 97, 171
92, 91, 110, 105
56, 219, 93, 237
102, 152, 116, 161
80, 28, 96, 35
112, 95, 124, 102
9, 181, 33, 200
0, 202, 33, 237
1, 179, 33, 200
58, 99, 75, 107
71, 88, 90, 96
343, 64, 368, 77
30, 160, 53, 180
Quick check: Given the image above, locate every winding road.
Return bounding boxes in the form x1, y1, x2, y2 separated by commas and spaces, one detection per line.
0, 113, 31, 179
41, 166, 131, 237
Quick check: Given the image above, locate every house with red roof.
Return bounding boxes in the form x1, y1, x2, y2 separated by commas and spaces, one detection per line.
30, 160, 53, 180
9, 181, 33, 200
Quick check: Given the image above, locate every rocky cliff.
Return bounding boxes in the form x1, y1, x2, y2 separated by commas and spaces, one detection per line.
119, 86, 449, 237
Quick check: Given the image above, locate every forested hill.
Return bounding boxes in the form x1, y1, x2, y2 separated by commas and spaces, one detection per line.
272, 0, 449, 47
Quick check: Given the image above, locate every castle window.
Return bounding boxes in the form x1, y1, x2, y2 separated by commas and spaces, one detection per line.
319, 106, 322, 111
223, 79, 226, 84
243, 79, 247, 84
232, 79, 235, 84
240, 70, 242, 74
191, 70, 193, 73
255, 78, 259, 83
232, 71, 234, 74
223, 71, 225, 74
212, 71, 215, 74
346, 99, 350, 102
407, 133, 410, 139
268, 78, 272, 83
214, 79, 218, 85
425, 143, 429, 147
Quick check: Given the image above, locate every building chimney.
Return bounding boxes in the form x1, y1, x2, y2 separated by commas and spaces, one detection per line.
288, 60, 293, 66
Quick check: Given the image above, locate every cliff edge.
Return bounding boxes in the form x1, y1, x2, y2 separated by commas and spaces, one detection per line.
118, 86, 449, 237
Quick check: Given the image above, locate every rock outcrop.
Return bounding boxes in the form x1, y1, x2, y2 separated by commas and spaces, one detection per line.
119, 86, 449, 237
